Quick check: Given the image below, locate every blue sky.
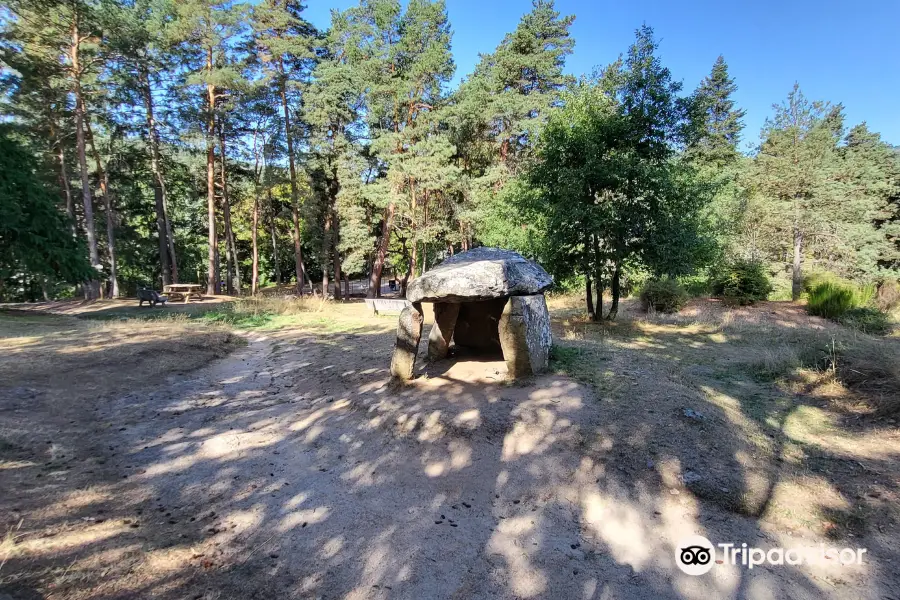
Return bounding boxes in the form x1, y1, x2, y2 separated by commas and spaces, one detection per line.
305, 0, 900, 148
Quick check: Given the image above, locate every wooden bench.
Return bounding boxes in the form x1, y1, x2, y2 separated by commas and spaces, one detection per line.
364, 298, 411, 316
137, 288, 168, 307
163, 284, 204, 303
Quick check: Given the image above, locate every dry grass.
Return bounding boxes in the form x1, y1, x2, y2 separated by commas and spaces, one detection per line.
627, 298, 900, 415
548, 295, 900, 538
0, 312, 245, 400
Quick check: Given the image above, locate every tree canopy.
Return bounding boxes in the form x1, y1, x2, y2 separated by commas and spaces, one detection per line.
0, 0, 896, 311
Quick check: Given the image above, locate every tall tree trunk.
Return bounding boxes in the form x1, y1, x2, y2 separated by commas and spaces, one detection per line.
585, 273, 594, 319
71, 22, 99, 299
103, 171, 118, 297
607, 260, 622, 320
267, 187, 280, 285
251, 130, 262, 296
792, 226, 803, 301
322, 209, 331, 297
584, 233, 595, 318
278, 61, 306, 294
50, 118, 75, 228
399, 249, 412, 298
219, 127, 240, 295
142, 69, 173, 286
332, 203, 342, 301
82, 109, 119, 298
591, 233, 603, 322
368, 203, 394, 298
410, 243, 418, 282
163, 198, 178, 282
252, 195, 259, 295
205, 49, 219, 296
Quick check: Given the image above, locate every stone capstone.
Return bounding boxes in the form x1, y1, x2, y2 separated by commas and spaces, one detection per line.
406, 247, 553, 303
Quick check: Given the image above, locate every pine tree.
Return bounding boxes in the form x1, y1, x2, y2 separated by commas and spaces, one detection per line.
449, 1, 574, 252
687, 55, 748, 260
335, 0, 455, 297
167, 0, 247, 295
469, 0, 574, 167
691, 55, 746, 166
753, 84, 844, 300
105, 0, 179, 285
250, 0, 317, 293
840, 124, 900, 277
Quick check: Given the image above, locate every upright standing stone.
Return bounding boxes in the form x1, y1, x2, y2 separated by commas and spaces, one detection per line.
498, 295, 552, 377
427, 302, 460, 361
390, 302, 424, 380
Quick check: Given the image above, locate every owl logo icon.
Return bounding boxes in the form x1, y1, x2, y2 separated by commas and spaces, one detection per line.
676, 535, 715, 575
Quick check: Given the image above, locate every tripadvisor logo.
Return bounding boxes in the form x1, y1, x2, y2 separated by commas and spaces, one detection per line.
675, 535, 868, 576
676, 535, 715, 575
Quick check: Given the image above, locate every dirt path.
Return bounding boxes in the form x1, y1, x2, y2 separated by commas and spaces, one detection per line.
1, 317, 894, 599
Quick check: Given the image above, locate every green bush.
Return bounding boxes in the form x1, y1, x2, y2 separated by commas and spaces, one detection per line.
640, 279, 689, 313
837, 307, 893, 335
712, 259, 772, 306
806, 280, 875, 319
679, 273, 712, 297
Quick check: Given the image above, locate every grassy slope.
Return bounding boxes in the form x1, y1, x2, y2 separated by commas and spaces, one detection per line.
547, 296, 900, 538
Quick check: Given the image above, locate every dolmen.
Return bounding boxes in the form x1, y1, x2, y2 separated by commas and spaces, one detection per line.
389, 247, 553, 380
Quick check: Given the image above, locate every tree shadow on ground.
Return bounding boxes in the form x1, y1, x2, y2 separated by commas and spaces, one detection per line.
1, 306, 898, 599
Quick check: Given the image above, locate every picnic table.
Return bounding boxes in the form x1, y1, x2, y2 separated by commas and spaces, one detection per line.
163, 284, 205, 303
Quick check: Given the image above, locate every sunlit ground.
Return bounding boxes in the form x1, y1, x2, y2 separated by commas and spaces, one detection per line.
0, 297, 898, 599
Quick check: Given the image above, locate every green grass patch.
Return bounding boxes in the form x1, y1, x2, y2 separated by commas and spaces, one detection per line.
836, 306, 893, 335
549, 344, 582, 373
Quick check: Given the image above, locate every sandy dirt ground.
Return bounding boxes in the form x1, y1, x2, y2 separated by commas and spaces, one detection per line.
1, 305, 898, 599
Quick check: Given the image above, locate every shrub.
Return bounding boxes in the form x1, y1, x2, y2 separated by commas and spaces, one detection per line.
806, 281, 855, 318
806, 280, 876, 319
640, 279, 689, 313
679, 273, 712, 297
712, 259, 772, 306
837, 307, 893, 335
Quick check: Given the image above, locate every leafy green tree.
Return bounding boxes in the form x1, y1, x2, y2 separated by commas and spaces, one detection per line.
0, 126, 93, 299
526, 27, 712, 320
